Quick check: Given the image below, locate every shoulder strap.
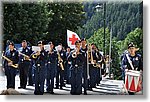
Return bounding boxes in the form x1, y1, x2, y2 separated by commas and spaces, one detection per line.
125, 54, 134, 70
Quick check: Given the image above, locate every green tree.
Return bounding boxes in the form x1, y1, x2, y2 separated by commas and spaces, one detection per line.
77, 2, 143, 41
46, 3, 85, 46
111, 38, 122, 80
87, 27, 110, 55
3, 3, 52, 45
87, 28, 122, 80
123, 28, 143, 55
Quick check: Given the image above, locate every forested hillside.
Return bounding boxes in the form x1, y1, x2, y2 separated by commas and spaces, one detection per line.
77, 1, 143, 40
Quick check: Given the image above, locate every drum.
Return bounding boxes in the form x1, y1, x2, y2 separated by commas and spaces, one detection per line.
125, 70, 142, 92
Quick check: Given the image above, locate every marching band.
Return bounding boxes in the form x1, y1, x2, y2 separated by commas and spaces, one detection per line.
2, 39, 143, 95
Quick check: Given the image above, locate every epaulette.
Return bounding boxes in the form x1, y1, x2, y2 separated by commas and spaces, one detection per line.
136, 53, 142, 58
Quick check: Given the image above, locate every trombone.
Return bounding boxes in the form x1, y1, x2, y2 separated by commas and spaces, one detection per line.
19, 52, 31, 61
87, 43, 100, 68
2, 55, 18, 68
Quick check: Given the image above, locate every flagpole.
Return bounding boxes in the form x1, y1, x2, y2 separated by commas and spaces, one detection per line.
109, 27, 112, 79
67, 30, 68, 48
87, 50, 90, 79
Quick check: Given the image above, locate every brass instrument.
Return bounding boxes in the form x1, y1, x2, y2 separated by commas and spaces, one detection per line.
72, 48, 78, 58
19, 52, 31, 61
2, 55, 18, 68
87, 43, 100, 68
57, 52, 64, 71
32, 52, 40, 59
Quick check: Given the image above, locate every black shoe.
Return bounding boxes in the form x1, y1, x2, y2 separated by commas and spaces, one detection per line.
18, 86, 23, 89
93, 86, 97, 88
34, 91, 40, 95
128, 91, 135, 95
45, 91, 50, 93
23, 86, 26, 89
60, 86, 63, 89
66, 81, 70, 84
87, 87, 93, 91
84, 92, 87, 95
70, 92, 76, 95
27, 84, 33, 86
75, 93, 81, 95
55, 86, 59, 89
62, 84, 66, 87
50, 92, 54, 94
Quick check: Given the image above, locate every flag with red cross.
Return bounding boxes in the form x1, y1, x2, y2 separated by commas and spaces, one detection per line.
67, 30, 81, 49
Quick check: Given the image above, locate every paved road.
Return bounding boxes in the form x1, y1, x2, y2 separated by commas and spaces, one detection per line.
0, 73, 130, 95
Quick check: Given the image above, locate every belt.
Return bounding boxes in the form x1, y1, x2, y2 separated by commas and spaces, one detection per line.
72, 64, 79, 68
20, 59, 26, 63
37, 64, 40, 67
75, 64, 78, 67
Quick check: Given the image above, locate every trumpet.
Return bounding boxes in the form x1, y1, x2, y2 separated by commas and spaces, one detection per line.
72, 49, 78, 58
2, 55, 18, 68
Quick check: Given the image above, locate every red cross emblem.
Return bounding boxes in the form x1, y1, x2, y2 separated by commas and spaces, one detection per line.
69, 34, 78, 45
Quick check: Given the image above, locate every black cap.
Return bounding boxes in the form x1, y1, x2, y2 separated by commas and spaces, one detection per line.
75, 40, 81, 45
48, 41, 53, 45
81, 38, 86, 42
91, 43, 95, 45
66, 46, 70, 49
128, 42, 135, 49
8, 41, 14, 46
22, 40, 27, 43
58, 43, 62, 46
38, 41, 43, 45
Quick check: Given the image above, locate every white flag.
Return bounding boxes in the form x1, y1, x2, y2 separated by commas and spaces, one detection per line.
67, 30, 80, 49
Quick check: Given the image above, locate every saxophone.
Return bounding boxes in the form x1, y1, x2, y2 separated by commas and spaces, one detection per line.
57, 52, 64, 71
2, 55, 18, 68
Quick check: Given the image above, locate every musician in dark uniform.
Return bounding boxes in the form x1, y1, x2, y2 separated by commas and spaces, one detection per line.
121, 42, 143, 95
28, 59, 34, 86
18, 40, 32, 89
31, 41, 47, 95
27, 41, 34, 86
46, 42, 58, 94
68, 40, 85, 95
3, 41, 19, 89
65, 46, 71, 84
55, 44, 66, 89
80, 38, 88, 95
89, 43, 101, 90
120, 50, 128, 82
95, 47, 102, 86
